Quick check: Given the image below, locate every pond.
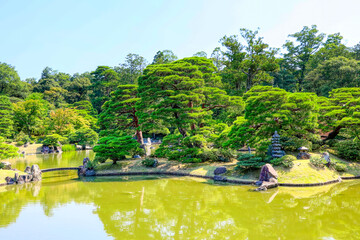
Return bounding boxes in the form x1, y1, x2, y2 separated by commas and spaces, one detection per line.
1, 152, 360, 239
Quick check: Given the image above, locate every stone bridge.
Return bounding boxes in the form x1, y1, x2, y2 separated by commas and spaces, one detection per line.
41, 167, 80, 173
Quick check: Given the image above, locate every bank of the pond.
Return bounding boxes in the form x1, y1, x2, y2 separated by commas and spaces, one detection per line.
93, 157, 360, 187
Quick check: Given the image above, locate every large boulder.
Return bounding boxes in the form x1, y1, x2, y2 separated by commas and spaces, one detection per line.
1, 161, 11, 170
214, 167, 227, 175
256, 164, 279, 191
259, 164, 278, 181
31, 164, 42, 181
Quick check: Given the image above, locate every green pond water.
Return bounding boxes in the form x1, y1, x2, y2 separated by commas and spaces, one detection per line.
1, 152, 360, 239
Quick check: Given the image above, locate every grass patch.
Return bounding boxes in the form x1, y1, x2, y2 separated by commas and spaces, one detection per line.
276, 159, 339, 184
62, 144, 76, 152
94, 161, 129, 171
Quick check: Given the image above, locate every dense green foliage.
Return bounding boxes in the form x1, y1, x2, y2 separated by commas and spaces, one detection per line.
68, 128, 99, 147
236, 153, 269, 171
1, 25, 360, 165
0, 137, 18, 160
270, 155, 296, 168
93, 134, 142, 164
42, 134, 67, 147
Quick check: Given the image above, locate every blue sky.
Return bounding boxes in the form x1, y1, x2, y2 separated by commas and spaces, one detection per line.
1, 0, 360, 79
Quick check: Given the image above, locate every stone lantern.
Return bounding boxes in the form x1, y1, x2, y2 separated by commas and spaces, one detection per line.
297, 146, 310, 159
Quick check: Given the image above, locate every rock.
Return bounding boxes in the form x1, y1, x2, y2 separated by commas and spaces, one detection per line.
214, 167, 227, 175
24, 174, 33, 183
31, 164, 42, 181
76, 145, 83, 150
83, 157, 90, 166
152, 159, 158, 167
17, 176, 25, 184
1, 161, 11, 170
14, 172, 19, 182
133, 155, 141, 159
259, 164, 278, 181
24, 166, 31, 174
297, 152, 311, 160
85, 169, 95, 176
78, 166, 87, 176
5, 176, 14, 184
213, 175, 227, 181
17, 174, 32, 184
41, 145, 50, 154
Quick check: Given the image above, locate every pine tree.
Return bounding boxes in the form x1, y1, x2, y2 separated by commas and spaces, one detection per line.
98, 84, 143, 143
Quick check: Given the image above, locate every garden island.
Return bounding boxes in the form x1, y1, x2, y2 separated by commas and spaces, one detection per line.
1, 24, 360, 239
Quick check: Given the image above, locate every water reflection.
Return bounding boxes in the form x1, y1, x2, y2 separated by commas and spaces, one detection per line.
1, 177, 360, 239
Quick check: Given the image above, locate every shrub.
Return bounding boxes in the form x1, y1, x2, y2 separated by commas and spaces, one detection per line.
310, 156, 325, 168
198, 148, 235, 162
85, 159, 98, 170
15, 132, 31, 144
16, 141, 25, 146
93, 134, 142, 164
68, 128, 99, 147
94, 155, 107, 164
0, 162, 4, 169
270, 155, 296, 168
334, 163, 347, 172
62, 144, 76, 152
281, 137, 312, 152
198, 149, 218, 162
335, 140, 360, 162
182, 158, 202, 163
141, 158, 158, 167
42, 134, 68, 147
236, 153, 268, 171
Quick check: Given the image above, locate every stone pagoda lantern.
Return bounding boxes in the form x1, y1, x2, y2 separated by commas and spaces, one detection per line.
297, 146, 310, 159
271, 131, 285, 158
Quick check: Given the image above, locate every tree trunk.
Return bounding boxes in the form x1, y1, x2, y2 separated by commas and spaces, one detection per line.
136, 129, 144, 144
246, 75, 252, 92
178, 127, 188, 137
323, 126, 343, 141
133, 113, 143, 144
188, 101, 196, 131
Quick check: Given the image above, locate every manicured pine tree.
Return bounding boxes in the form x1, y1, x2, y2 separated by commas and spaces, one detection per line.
137, 57, 241, 137
98, 84, 144, 144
